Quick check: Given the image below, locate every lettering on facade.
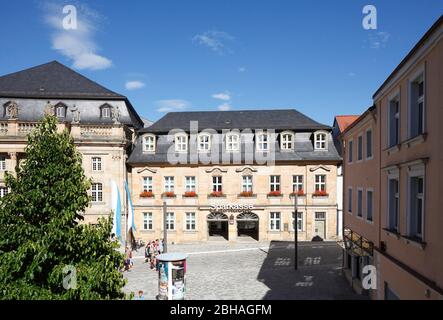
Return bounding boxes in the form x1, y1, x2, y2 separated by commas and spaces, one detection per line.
210, 203, 254, 213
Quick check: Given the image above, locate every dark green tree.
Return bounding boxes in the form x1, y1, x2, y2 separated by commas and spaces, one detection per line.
0, 115, 127, 299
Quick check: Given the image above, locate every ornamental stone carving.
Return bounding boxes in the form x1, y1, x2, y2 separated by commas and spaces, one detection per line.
6, 101, 19, 119
44, 101, 55, 116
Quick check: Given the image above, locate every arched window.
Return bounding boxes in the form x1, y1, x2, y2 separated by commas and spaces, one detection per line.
54, 102, 67, 118
280, 131, 294, 150
100, 103, 112, 118
175, 133, 188, 152
314, 131, 327, 150
143, 134, 156, 152
198, 133, 211, 152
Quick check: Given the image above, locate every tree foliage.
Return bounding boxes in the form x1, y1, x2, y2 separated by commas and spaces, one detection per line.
0, 116, 127, 299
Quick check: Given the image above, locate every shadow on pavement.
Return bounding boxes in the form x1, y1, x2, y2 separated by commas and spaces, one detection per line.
257, 240, 367, 300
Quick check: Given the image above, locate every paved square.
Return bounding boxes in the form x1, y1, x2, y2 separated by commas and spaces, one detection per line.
123, 241, 366, 300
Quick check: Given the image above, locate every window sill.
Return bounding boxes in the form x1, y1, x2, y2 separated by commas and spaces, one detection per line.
238, 195, 257, 199
267, 230, 282, 233
383, 228, 401, 239
184, 230, 198, 234
140, 229, 155, 233
91, 201, 106, 206
267, 195, 284, 198
289, 194, 306, 198
208, 195, 227, 198
366, 219, 374, 225
384, 144, 401, 155
140, 196, 155, 199
403, 133, 427, 148
401, 235, 426, 250
183, 195, 198, 199
366, 156, 374, 161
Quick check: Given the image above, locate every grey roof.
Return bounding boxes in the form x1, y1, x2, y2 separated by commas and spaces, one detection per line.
140, 109, 331, 133
127, 132, 341, 165
0, 61, 125, 99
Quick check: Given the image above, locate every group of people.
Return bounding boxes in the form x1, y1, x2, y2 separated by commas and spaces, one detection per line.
145, 239, 164, 270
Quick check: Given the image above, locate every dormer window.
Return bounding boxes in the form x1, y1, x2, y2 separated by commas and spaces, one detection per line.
226, 133, 240, 151
54, 103, 67, 118
314, 132, 327, 150
280, 131, 294, 150
256, 133, 270, 151
100, 104, 112, 118
198, 133, 211, 152
175, 133, 188, 152
143, 134, 156, 152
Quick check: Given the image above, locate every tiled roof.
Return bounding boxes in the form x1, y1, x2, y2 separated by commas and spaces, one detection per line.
335, 115, 359, 133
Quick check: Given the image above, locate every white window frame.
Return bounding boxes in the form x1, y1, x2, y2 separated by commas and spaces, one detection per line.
408, 70, 425, 139
198, 133, 211, 152
101, 107, 111, 118
143, 212, 153, 230
185, 176, 196, 192
292, 175, 303, 192
0, 186, 8, 198
142, 176, 153, 192
164, 176, 175, 192
388, 92, 401, 148
366, 188, 374, 222
280, 131, 294, 150
175, 133, 188, 152
226, 133, 240, 151
270, 175, 280, 192
92, 157, 102, 172
212, 176, 222, 192
407, 165, 425, 240
292, 211, 303, 232
242, 175, 253, 192
366, 128, 373, 160
185, 212, 197, 231
256, 132, 270, 151
143, 134, 156, 152
56, 106, 65, 118
166, 212, 175, 230
314, 131, 327, 150
269, 212, 281, 231
315, 174, 326, 192
0, 156, 6, 171
91, 183, 103, 203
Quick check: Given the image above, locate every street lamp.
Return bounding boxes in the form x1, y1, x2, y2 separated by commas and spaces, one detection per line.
163, 201, 168, 253
294, 193, 298, 270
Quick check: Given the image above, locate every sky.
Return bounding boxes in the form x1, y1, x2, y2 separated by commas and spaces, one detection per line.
0, 0, 442, 125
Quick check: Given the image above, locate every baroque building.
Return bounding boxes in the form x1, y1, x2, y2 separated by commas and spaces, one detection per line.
127, 110, 342, 243
0, 61, 143, 225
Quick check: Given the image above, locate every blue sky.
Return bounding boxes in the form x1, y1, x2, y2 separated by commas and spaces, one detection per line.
0, 0, 442, 125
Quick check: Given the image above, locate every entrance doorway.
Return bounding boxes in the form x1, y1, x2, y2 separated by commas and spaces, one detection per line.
237, 212, 259, 241
313, 212, 326, 240
207, 212, 229, 240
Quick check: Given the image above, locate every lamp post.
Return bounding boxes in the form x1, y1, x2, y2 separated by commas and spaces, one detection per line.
294, 193, 298, 270
163, 201, 168, 253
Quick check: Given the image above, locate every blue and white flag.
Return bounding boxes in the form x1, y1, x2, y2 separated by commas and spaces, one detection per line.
125, 181, 136, 233
111, 180, 122, 241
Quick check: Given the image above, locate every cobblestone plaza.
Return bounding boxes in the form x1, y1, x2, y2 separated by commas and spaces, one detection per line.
123, 241, 366, 300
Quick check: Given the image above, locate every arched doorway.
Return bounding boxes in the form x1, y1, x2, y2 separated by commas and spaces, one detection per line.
237, 212, 259, 241
207, 212, 229, 240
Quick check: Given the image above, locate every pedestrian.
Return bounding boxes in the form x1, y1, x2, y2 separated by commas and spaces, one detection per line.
145, 241, 151, 262
158, 238, 164, 254
134, 290, 145, 300
124, 246, 132, 271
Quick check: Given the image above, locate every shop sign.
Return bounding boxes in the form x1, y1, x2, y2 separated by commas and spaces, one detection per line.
210, 203, 254, 213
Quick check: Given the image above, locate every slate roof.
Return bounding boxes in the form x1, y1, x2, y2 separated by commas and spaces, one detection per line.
127, 132, 341, 165
140, 109, 331, 133
0, 61, 125, 99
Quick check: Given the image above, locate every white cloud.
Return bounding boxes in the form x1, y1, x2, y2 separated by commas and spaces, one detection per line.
218, 103, 231, 111
156, 99, 191, 113
348, 72, 356, 77
368, 31, 391, 49
212, 92, 231, 101
192, 30, 234, 54
43, 2, 112, 70
125, 81, 145, 90
238, 67, 246, 72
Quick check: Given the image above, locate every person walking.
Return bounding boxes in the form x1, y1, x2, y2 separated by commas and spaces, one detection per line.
158, 238, 164, 255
